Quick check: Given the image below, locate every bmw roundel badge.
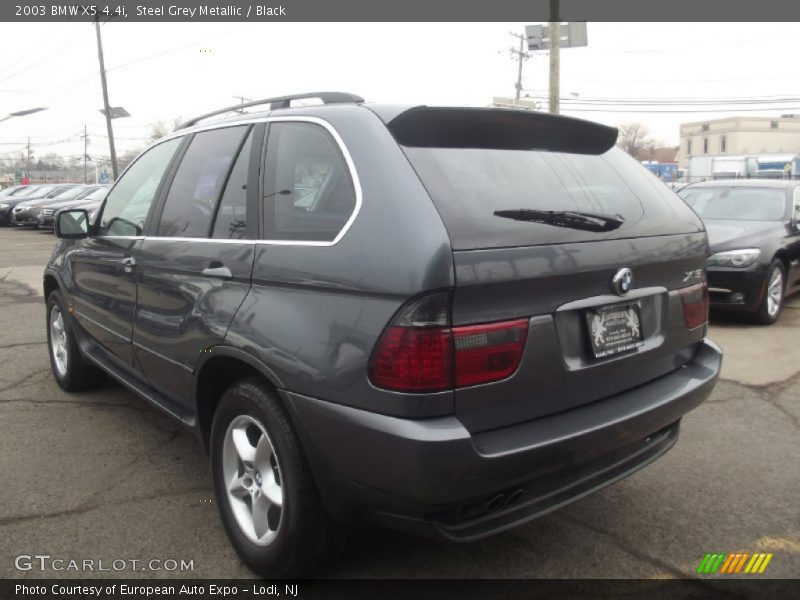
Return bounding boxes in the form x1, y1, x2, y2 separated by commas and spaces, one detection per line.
612, 268, 633, 296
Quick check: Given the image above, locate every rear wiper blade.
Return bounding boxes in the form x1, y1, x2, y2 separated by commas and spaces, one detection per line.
493, 209, 625, 232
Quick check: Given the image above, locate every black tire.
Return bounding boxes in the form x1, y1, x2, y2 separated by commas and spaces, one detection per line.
46, 290, 106, 391
210, 378, 343, 577
753, 260, 786, 325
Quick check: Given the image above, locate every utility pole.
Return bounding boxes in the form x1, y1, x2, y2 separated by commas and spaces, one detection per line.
233, 95, 252, 113
550, 0, 561, 115
509, 32, 530, 105
82, 124, 88, 183
26, 137, 31, 181
549, 0, 560, 114
94, 18, 118, 179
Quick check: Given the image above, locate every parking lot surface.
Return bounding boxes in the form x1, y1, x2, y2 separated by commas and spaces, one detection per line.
1, 226, 798, 579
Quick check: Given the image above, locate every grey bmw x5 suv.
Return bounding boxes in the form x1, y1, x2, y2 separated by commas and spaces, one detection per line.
45, 92, 722, 576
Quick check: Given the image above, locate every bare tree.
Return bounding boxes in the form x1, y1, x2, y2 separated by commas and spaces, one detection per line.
149, 116, 183, 142
148, 121, 170, 142
10, 151, 27, 172
41, 152, 65, 171
617, 123, 657, 160
117, 148, 142, 172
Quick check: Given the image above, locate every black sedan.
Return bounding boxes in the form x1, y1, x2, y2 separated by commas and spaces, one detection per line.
37, 186, 109, 229
9, 184, 82, 227
679, 179, 800, 324
0, 185, 55, 225
0, 184, 34, 198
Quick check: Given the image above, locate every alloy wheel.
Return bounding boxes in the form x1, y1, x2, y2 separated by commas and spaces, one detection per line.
767, 268, 783, 319
222, 415, 284, 546
49, 306, 68, 377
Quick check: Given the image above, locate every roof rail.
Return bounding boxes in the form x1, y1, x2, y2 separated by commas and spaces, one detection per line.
176, 92, 365, 130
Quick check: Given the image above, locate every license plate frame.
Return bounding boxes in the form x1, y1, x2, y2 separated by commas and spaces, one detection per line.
585, 302, 644, 358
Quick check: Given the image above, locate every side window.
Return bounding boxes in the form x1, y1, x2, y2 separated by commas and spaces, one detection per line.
99, 137, 181, 236
212, 130, 253, 239
262, 122, 356, 242
157, 126, 248, 238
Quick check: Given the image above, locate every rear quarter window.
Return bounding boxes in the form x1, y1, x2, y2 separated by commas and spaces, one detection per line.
261, 122, 356, 243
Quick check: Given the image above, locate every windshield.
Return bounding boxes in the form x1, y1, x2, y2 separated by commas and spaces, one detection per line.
15, 186, 46, 197
82, 187, 109, 201
46, 186, 77, 198
27, 185, 56, 197
679, 187, 787, 221
52, 186, 90, 201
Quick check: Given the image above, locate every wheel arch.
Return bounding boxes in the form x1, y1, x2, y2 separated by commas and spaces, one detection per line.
43, 270, 61, 300
772, 249, 790, 278
195, 347, 286, 453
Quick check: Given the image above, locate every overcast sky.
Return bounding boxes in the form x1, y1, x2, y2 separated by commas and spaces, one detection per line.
1, 22, 799, 166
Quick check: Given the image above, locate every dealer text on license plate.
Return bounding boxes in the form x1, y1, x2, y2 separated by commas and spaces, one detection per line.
585, 303, 644, 358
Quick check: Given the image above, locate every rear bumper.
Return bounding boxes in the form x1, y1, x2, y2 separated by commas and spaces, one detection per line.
284, 338, 722, 541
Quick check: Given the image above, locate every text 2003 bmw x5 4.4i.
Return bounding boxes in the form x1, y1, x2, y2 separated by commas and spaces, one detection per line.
44, 92, 722, 576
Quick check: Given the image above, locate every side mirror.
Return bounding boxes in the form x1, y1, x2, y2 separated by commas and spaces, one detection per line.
55, 209, 90, 239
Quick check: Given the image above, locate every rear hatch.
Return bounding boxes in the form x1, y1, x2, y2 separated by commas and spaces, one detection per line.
388, 107, 709, 433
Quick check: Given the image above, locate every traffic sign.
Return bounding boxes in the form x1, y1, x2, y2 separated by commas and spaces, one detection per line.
526, 22, 588, 51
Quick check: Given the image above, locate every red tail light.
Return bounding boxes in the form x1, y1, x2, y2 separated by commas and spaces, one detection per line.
679, 282, 709, 329
368, 326, 453, 392
453, 320, 528, 387
369, 292, 529, 392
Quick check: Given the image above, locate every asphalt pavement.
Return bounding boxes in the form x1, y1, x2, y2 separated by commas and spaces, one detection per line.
0, 226, 798, 580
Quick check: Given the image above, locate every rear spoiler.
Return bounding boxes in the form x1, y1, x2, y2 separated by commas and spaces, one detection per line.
387, 107, 618, 155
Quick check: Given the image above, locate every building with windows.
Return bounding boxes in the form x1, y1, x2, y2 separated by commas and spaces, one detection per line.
678, 115, 800, 169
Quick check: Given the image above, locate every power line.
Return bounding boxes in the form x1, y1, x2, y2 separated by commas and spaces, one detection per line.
0, 27, 92, 85
104, 23, 253, 75
0, 24, 63, 78
581, 35, 800, 57
522, 92, 800, 104
30, 23, 254, 109
558, 99, 800, 107
562, 74, 800, 85
561, 106, 800, 114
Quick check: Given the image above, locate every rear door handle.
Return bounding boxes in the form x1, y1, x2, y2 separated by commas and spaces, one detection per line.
202, 265, 233, 279
112, 256, 136, 273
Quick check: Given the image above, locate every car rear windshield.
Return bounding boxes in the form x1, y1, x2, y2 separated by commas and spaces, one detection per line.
402, 145, 702, 250
679, 187, 786, 221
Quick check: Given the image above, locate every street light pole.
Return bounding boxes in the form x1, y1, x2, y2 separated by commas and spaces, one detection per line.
94, 18, 119, 179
